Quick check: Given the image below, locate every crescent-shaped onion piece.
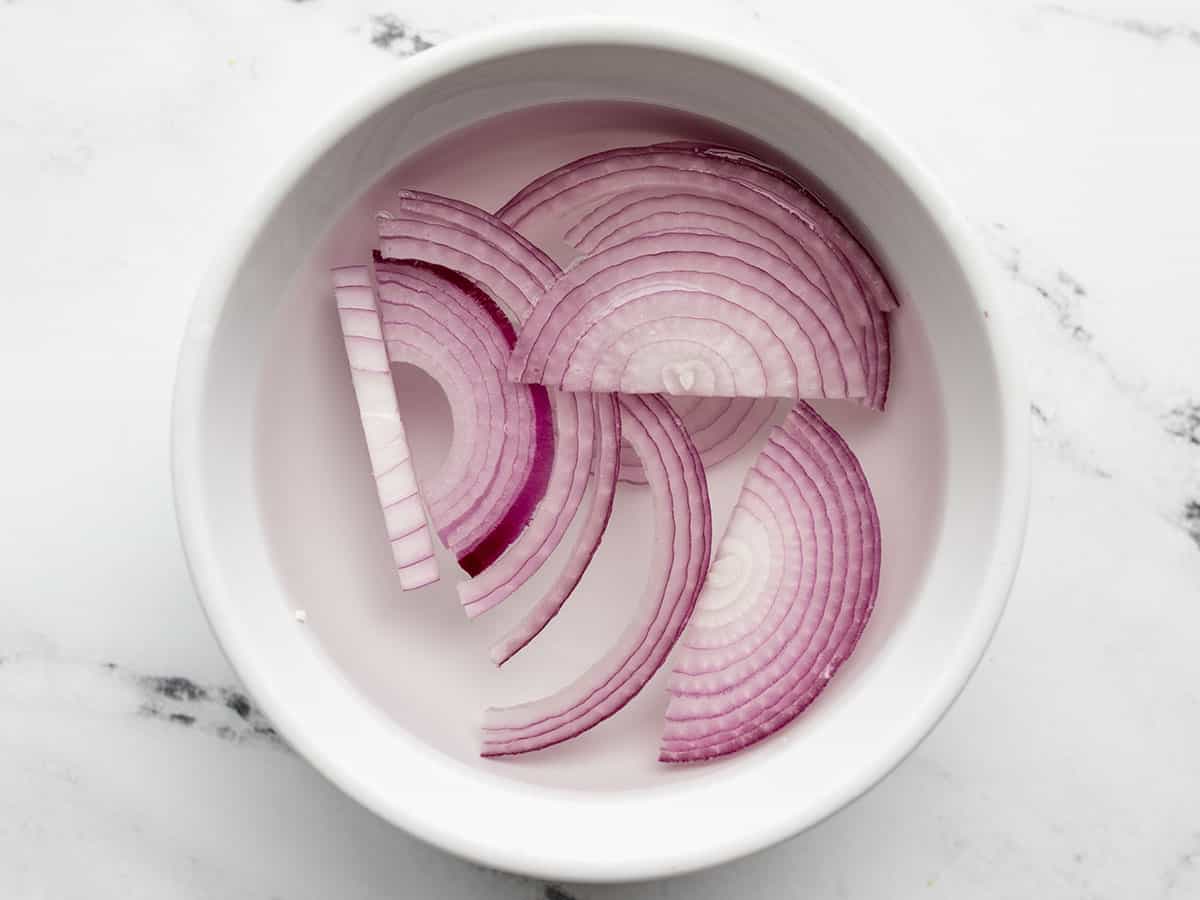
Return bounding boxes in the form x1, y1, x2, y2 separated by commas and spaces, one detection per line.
375, 194, 621, 633
458, 391, 619, 632
499, 144, 895, 409
374, 260, 554, 575
393, 189, 560, 278
333, 265, 438, 590
481, 394, 711, 757
509, 232, 866, 399
497, 142, 898, 313
863, 304, 891, 411
488, 393, 621, 665
566, 192, 891, 411
659, 401, 880, 763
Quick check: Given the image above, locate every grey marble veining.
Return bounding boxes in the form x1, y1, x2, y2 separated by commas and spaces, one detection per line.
1043, 4, 1200, 46
2, 0, 1199, 897
368, 13, 436, 56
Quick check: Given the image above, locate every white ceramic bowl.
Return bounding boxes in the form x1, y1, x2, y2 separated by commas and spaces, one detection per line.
172, 20, 1029, 882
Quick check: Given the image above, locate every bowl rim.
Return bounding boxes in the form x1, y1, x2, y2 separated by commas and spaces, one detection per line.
172, 17, 1030, 883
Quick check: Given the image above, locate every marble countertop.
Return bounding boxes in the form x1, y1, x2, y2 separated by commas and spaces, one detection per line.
3, 0, 1198, 896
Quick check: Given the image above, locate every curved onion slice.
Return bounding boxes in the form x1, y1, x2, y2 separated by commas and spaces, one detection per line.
488, 393, 621, 665
566, 192, 890, 411
573, 193, 836, 308
391, 190, 561, 284
481, 394, 711, 757
373, 260, 554, 575
659, 402, 879, 763
376, 262, 530, 530
458, 392, 617, 626
619, 396, 782, 485
377, 196, 621, 632
568, 185, 865, 325
509, 232, 866, 399
376, 220, 539, 323
500, 146, 893, 409
333, 265, 438, 589
498, 143, 897, 313
863, 304, 891, 411
378, 186, 566, 325
455, 391, 581, 618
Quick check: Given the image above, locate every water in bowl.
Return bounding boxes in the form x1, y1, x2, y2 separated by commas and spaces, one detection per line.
256, 100, 946, 790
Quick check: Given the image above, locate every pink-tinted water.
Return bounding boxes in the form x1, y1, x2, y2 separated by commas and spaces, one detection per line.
256, 101, 946, 790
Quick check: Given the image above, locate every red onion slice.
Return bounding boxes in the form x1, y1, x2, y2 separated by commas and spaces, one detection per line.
489, 393, 621, 665
498, 143, 897, 312
659, 402, 879, 763
523, 173, 866, 323
573, 193, 835, 304
332, 266, 438, 590
566, 191, 890, 410
376, 262, 529, 524
372, 261, 554, 576
662, 141, 896, 311
376, 196, 621, 634
375, 200, 561, 551
377, 220, 540, 323
481, 394, 711, 757
509, 233, 866, 399
393, 189, 560, 282
863, 304, 891, 411
383, 263, 557, 574
458, 392, 588, 619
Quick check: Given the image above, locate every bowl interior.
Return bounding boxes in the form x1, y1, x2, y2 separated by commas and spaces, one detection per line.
179, 31, 1021, 879
257, 99, 946, 790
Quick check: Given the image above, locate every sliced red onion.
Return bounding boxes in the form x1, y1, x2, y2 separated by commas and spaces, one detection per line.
862, 304, 891, 411
657, 141, 896, 310
375, 199, 562, 556
526, 176, 865, 324
619, 397, 782, 485
509, 232, 866, 399
659, 402, 879, 763
334, 151, 892, 759
333, 265, 438, 590
481, 394, 711, 757
488, 393, 621, 665
391, 190, 560, 285
377, 219, 540, 323
458, 392, 590, 619
377, 197, 621, 633
665, 141, 896, 312
565, 191, 890, 409
372, 260, 554, 576
377, 189, 562, 325
498, 143, 897, 313
500, 147, 895, 407
573, 193, 835, 303
376, 262, 527, 524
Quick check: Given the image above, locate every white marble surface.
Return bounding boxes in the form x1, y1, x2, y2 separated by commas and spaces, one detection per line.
2, 0, 1199, 896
